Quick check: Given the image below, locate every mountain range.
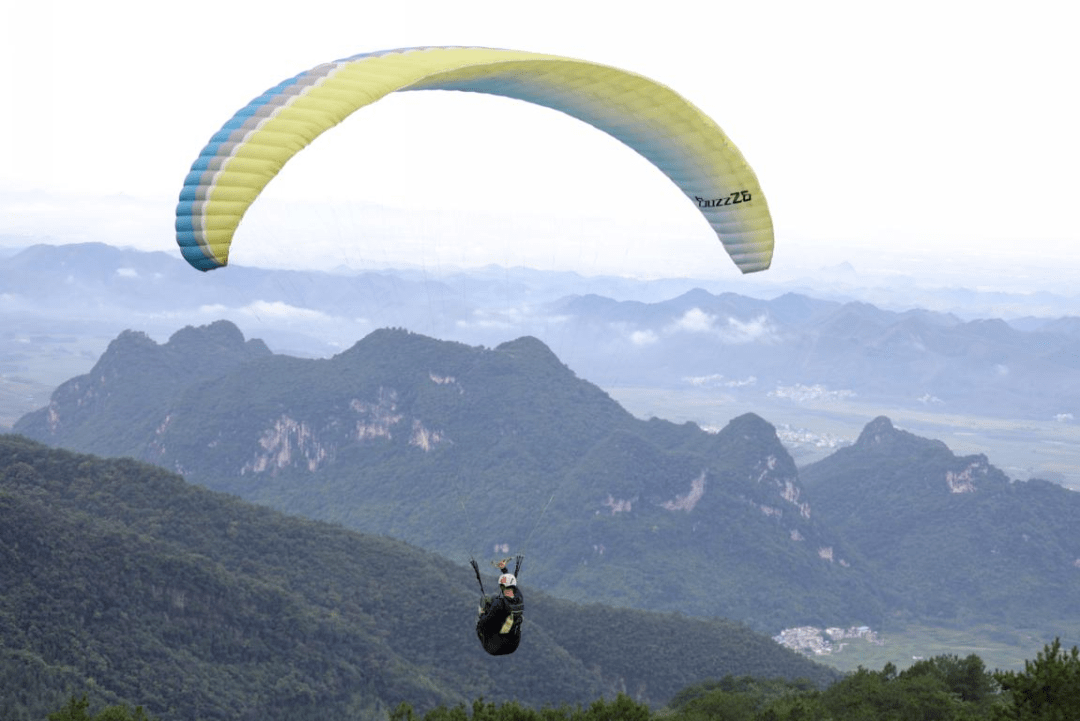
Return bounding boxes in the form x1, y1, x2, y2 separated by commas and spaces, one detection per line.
15, 321, 1080, 643
4, 242, 1080, 428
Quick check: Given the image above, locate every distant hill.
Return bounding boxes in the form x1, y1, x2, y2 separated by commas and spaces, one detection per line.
799, 416, 1080, 628
5, 242, 1080, 427
0, 435, 839, 720
15, 322, 876, 632
553, 289, 1080, 419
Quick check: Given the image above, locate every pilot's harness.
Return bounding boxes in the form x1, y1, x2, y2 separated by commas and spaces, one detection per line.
472, 555, 524, 633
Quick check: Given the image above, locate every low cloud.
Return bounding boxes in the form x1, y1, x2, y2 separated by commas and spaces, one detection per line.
672, 308, 716, 334
668, 308, 779, 344
611, 308, 779, 349
194, 300, 331, 323
455, 306, 570, 332
684, 373, 757, 388
769, 383, 856, 403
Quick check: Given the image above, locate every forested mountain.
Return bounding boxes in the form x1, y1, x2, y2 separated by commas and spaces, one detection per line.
0, 435, 838, 721
799, 417, 1080, 628
14, 322, 1080, 641
15, 322, 871, 632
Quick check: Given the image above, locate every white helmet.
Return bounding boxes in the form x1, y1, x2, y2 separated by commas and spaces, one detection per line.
498, 573, 517, 587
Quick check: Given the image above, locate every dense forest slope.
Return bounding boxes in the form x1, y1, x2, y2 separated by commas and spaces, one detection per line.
0, 435, 838, 721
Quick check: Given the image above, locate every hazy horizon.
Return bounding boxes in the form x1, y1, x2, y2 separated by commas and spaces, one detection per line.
3, 189, 1076, 324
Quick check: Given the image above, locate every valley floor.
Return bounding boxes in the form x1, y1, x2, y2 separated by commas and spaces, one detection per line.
777, 622, 1076, 674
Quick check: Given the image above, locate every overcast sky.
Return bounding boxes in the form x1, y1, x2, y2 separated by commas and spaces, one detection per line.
1, 0, 1076, 286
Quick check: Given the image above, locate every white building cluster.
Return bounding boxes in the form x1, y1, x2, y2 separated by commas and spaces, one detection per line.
773, 625, 880, 656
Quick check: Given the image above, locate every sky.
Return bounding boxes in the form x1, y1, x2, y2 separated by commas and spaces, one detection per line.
1, 0, 1077, 286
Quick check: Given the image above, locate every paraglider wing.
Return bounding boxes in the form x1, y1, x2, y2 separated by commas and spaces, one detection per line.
176, 46, 773, 273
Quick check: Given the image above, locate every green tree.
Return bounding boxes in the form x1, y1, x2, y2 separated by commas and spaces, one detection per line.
994, 638, 1080, 720
389, 695, 650, 721
666, 676, 822, 721
818, 662, 961, 721
49, 695, 157, 721
901, 653, 1001, 717
758, 694, 827, 721
579, 694, 651, 721
391, 702, 417, 721
48, 696, 92, 721
678, 690, 757, 720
